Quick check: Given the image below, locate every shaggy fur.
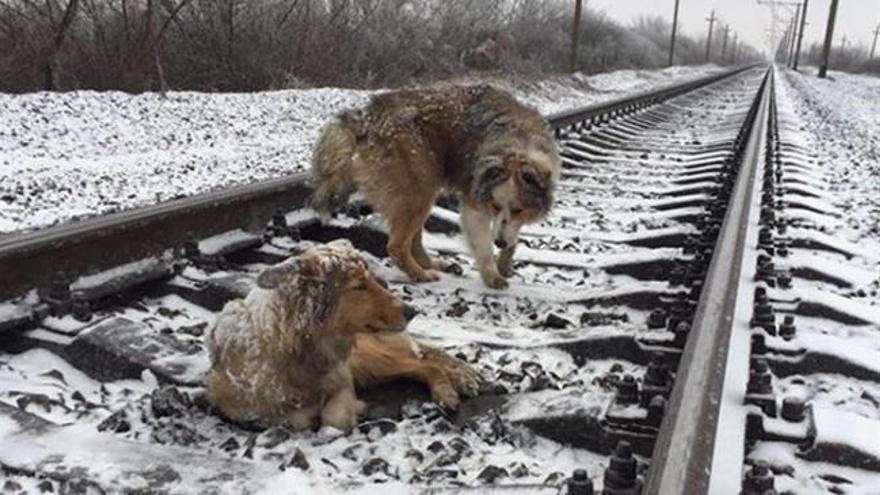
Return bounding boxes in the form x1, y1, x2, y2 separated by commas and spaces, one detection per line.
310, 84, 560, 289
204, 240, 481, 430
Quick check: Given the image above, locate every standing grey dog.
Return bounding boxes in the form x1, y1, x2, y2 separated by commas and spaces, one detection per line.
310, 85, 560, 289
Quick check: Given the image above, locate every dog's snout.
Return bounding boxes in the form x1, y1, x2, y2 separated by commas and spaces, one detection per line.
404, 304, 419, 321
494, 238, 508, 249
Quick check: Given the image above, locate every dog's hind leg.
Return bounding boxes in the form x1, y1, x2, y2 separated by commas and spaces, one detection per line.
411, 227, 455, 272
387, 203, 439, 282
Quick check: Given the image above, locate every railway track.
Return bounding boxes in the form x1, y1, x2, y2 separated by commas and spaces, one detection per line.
1, 65, 878, 494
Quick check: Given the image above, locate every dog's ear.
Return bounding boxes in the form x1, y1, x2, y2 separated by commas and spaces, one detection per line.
475, 158, 509, 202
256, 259, 302, 289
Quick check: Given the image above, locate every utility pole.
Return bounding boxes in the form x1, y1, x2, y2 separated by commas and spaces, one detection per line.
669, 0, 681, 66
721, 24, 731, 64
788, 5, 800, 67
793, 0, 809, 70
872, 24, 880, 59
705, 9, 717, 63
818, 0, 840, 78
732, 33, 738, 64
570, 0, 583, 72
777, 24, 790, 63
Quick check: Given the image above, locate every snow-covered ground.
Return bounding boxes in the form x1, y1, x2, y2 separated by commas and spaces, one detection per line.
0, 64, 720, 234
0, 65, 759, 493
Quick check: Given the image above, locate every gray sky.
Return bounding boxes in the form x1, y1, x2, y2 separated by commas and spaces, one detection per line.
586, 0, 880, 57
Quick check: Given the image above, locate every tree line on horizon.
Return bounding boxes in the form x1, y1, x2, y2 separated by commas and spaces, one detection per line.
0, 0, 765, 93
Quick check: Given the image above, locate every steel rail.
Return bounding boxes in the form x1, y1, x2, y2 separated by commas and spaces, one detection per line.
0, 66, 756, 302
643, 68, 773, 494
546, 65, 757, 133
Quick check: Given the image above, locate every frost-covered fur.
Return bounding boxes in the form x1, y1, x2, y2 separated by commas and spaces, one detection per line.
204, 240, 482, 430
310, 84, 560, 289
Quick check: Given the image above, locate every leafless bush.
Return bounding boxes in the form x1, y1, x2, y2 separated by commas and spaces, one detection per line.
0, 0, 762, 93
800, 42, 880, 76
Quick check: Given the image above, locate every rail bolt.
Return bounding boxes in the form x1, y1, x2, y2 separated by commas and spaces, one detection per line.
742, 461, 776, 494
779, 315, 796, 340
747, 359, 773, 395
760, 208, 776, 226
72, 300, 92, 323
781, 396, 806, 422
756, 267, 777, 288
758, 228, 773, 245
751, 300, 776, 334
668, 265, 685, 286
647, 395, 666, 427
644, 354, 670, 388
183, 236, 201, 259
567, 469, 594, 495
44, 277, 71, 316
602, 441, 640, 494
777, 272, 792, 289
641, 355, 671, 407
754, 286, 767, 301
670, 321, 689, 348
615, 375, 639, 405
646, 308, 667, 330
270, 211, 289, 235
751, 333, 768, 355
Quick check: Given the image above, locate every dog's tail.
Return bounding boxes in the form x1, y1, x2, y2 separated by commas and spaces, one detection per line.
310, 112, 362, 214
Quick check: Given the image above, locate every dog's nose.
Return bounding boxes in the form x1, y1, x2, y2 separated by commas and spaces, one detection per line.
404, 304, 419, 321
494, 238, 508, 249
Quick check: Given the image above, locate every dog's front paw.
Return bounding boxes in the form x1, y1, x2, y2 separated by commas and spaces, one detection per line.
430, 381, 461, 410
481, 271, 509, 290
321, 397, 365, 431
496, 246, 516, 278
411, 269, 441, 283
448, 364, 483, 399
497, 258, 516, 278
321, 406, 360, 431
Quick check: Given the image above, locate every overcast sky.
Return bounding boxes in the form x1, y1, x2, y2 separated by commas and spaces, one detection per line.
586, 0, 880, 57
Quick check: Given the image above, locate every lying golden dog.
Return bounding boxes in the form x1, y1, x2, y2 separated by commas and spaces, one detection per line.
204, 240, 480, 430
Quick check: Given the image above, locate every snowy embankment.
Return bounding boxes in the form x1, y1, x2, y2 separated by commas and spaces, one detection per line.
0, 65, 720, 234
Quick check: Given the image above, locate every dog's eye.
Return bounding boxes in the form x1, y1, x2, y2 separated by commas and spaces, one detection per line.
511, 207, 523, 215
491, 202, 501, 213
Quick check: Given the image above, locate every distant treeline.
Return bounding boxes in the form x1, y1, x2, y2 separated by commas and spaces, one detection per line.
0, 0, 763, 93
796, 42, 880, 75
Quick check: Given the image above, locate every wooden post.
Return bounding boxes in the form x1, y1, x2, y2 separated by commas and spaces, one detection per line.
788, 5, 800, 67
793, 0, 809, 70
669, 0, 680, 66
871, 25, 880, 59
720, 25, 730, 64
818, 0, 839, 78
570, 0, 583, 72
705, 9, 717, 63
